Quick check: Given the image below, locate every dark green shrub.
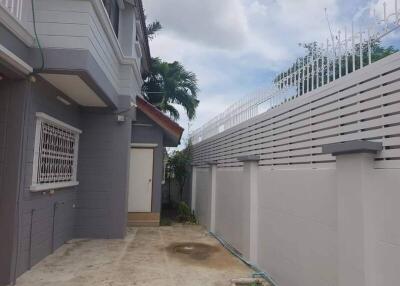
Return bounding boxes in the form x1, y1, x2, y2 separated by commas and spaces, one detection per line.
177, 202, 197, 224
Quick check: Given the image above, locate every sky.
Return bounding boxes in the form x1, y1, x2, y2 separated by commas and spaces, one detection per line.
142, 0, 389, 145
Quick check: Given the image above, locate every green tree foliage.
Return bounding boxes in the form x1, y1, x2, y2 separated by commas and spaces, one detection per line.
274, 40, 398, 96
167, 143, 192, 201
146, 21, 162, 40
143, 19, 199, 120
142, 58, 199, 120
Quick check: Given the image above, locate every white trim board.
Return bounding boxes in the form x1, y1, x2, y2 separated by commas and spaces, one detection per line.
0, 5, 34, 46
31, 112, 81, 192
30, 181, 79, 192
36, 112, 82, 134
0, 43, 33, 75
130, 143, 158, 148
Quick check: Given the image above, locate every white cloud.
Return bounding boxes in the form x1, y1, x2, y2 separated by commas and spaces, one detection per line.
142, 0, 350, 145
368, 0, 394, 18
143, 0, 248, 50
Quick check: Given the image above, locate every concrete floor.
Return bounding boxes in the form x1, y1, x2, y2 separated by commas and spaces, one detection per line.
16, 225, 256, 286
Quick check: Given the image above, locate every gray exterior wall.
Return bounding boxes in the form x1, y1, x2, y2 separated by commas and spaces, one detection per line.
0, 23, 30, 63
0, 1, 150, 282
0, 76, 135, 285
131, 110, 164, 213
16, 77, 81, 277
76, 107, 132, 238
0, 80, 27, 286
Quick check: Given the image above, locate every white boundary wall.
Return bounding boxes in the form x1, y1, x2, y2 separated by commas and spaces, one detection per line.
369, 169, 400, 285
193, 164, 400, 286
257, 168, 337, 285
195, 168, 211, 230
215, 168, 249, 257
192, 52, 400, 286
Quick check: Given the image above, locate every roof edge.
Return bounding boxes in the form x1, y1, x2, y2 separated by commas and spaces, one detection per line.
136, 96, 184, 146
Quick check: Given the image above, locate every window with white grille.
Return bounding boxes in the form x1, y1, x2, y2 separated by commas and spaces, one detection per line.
30, 113, 82, 192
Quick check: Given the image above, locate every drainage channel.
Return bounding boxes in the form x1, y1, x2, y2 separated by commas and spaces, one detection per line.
209, 232, 276, 286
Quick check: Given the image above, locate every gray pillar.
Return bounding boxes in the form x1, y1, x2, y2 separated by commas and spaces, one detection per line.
322, 140, 382, 286
238, 155, 260, 264
208, 161, 218, 233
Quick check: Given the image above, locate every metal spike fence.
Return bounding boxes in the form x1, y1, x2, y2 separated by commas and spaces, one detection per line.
190, 0, 400, 144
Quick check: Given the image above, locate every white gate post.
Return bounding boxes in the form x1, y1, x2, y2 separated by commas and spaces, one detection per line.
238, 155, 260, 264
208, 160, 218, 233
322, 140, 382, 286
191, 165, 197, 212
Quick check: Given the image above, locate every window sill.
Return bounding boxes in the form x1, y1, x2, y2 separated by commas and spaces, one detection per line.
30, 181, 79, 192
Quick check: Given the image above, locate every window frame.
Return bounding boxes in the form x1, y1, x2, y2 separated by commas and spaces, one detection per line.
30, 112, 82, 192
101, 0, 120, 38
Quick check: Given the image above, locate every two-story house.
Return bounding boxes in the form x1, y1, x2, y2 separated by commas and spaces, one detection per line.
0, 0, 183, 285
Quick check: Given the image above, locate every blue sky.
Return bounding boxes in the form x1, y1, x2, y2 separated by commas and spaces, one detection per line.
142, 0, 390, 143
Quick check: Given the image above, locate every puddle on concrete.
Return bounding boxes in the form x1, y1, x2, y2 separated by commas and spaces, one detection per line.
166, 242, 219, 261
165, 241, 248, 270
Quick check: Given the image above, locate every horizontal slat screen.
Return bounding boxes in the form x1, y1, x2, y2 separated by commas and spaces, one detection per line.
192, 53, 400, 169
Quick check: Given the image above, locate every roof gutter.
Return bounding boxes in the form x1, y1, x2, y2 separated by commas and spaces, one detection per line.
135, 0, 151, 72
0, 43, 33, 76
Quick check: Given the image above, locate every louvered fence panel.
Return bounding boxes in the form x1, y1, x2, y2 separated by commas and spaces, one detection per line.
192, 53, 400, 169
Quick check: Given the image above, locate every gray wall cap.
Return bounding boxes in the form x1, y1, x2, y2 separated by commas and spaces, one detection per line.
322, 140, 383, 156
237, 155, 261, 162
206, 160, 218, 165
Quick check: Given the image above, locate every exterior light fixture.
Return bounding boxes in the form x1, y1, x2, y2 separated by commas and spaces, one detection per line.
56, 96, 71, 106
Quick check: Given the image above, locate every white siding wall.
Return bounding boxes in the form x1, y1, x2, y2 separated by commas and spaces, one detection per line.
24, 0, 142, 97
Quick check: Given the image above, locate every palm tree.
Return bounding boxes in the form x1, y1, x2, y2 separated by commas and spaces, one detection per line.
146, 21, 162, 40
142, 57, 199, 120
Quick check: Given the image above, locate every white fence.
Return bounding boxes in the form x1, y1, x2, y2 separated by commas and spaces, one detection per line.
191, 0, 400, 144
0, 0, 24, 20
274, 0, 400, 94
192, 52, 400, 169
190, 87, 296, 144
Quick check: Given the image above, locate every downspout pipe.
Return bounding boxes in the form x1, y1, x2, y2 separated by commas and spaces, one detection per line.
28, 209, 36, 270
209, 232, 277, 286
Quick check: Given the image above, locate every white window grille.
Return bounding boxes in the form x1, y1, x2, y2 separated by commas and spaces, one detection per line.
30, 113, 82, 192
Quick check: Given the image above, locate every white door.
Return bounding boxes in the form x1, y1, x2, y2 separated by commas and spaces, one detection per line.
128, 148, 153, 212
